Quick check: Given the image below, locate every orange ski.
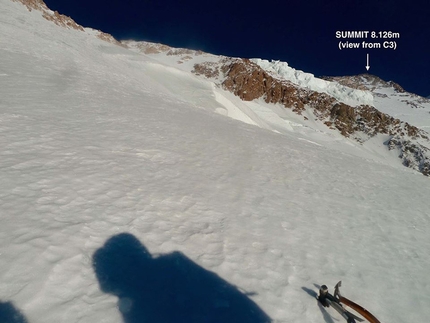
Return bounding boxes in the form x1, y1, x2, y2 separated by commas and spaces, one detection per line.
334, 281, 381, 323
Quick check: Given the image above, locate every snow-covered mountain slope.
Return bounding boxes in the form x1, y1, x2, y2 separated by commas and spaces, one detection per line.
128, 42, 430, 176
1, 1, 430, 323
324, 74, 430, 132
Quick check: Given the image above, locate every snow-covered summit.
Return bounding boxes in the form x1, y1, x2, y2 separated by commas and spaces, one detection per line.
325, 74, 430, 131
251, 59, 373, 107
324, 74, 411, 97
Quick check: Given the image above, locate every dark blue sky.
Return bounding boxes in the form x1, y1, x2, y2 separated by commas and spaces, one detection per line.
44, 0, 429, 97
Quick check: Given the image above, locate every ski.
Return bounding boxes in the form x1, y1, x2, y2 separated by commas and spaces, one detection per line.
317, 298, 360, 323
330, 300, 365, 322
334, 281, 381, 323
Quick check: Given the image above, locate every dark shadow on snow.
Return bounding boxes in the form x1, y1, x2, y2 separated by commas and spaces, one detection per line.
302, 286, 318, 299
0, 301, 28, 323
302, 286, 335, 323
93, 233, 271, 323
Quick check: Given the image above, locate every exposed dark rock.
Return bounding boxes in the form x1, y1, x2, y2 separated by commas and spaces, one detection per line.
387, 137, 430, 176
194, 58, 430, 176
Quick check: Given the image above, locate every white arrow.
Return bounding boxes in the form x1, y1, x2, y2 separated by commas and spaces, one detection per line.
365, 53, 370, 71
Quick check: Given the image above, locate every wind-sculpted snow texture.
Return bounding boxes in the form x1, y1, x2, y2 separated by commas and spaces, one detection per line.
1, 1, 430, 323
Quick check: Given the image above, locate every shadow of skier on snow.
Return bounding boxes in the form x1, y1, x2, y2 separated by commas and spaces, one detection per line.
0, 301, 29, 323
92, 233, 271, 323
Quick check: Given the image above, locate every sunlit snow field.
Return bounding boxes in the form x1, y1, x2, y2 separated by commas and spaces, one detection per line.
1, 1, 429, 322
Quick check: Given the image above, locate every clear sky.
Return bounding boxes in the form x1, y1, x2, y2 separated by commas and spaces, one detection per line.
44, 0, 429, 97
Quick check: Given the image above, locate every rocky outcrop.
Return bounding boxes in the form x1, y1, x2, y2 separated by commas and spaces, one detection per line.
122, 41, 207, 57
41, 10, 85, 31
387, 137, 430, 176
97, 31, 126, 47
193, 61, 222, 79
196, 59, 427, 139
324, 74, 430, 109
387, 80, 405, 93
122, 41, 173, 54
14, 0, 125, 46
167, 48, 204, 56
14, 0, 84, 31
323, 74, 405, 92
220, 59, 307, 113
193, 58, 430, 176
12, 0, 47, 11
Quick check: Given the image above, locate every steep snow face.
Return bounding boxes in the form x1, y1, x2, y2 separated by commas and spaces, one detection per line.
251, 59, 374, 107
373, 88, 430, 132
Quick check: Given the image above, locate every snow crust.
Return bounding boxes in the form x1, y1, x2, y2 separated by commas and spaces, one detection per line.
1, 1, 430, 323
252, 59, 374, 107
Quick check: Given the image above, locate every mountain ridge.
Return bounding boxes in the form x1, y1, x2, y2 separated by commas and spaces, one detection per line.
9, 0, 430, 176
191, 57, 430, 175
12, 0, 123, 45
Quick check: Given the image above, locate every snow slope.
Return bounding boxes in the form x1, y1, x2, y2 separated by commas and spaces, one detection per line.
325, 74, 430, 132
123, 41, 430, 175
1, 1, 430, 323
367, 82, 430, 132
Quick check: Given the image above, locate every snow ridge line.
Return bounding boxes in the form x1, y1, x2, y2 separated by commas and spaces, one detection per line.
12, 0, 123, 46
